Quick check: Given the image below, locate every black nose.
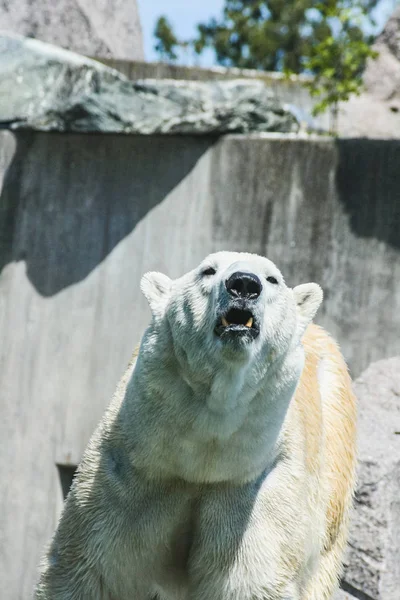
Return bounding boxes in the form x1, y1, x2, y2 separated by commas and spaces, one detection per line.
225, 271, 262, 299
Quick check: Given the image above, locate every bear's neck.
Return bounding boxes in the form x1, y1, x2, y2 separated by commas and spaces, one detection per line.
123, 328, 302, 484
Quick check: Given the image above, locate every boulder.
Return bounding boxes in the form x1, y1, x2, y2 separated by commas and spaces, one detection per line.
0, 34, 299, 135
339, 6, 400, 138
0, 0, 144, 60
376, 4, 400, 61
341, 357, 400, 599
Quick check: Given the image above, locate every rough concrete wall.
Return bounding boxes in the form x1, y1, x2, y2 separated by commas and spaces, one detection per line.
0, 0, 144, 60
0, 131, 399, 597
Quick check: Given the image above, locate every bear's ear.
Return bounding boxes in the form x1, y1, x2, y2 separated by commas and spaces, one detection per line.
140, 272, 172, 317
293, 283, 323, 337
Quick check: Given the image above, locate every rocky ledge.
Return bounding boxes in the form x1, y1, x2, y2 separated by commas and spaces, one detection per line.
0, 33, 298, 135
342, 356, 400, 600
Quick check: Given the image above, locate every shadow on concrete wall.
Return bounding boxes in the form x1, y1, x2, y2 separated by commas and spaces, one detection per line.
0, 132, 216, 296
336, 139, 400, 251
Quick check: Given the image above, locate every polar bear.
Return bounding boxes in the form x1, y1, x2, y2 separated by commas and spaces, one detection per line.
35, 251, 356, 600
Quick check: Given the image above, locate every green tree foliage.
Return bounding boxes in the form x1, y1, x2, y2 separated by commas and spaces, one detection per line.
153, 1, 380, 126
154, 16, 179, 62
192, 1, 378, 73
194, 0, 320, 72
303, 3, 378, 123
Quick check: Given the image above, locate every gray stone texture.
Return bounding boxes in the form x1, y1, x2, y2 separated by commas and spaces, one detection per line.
0, 34, 298, 135
96, 57, 332, 132
0, 0, 144, 60
377, 4, 400, 61
340, 357, 400, 600
338, 5, 400, 138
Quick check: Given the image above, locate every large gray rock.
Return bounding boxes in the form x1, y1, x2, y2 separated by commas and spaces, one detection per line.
341, 357, 400, 599
376, 4, 400, 61
363, 5, 400, 106
0, 0, 144, 60
0, 34, 298, 135
339, 5, 400, 138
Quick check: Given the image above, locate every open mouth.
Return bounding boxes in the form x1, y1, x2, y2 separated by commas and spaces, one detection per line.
215, 308, 259, 339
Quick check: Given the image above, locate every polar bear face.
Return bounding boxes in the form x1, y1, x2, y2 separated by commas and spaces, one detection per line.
141, 251, 322, 381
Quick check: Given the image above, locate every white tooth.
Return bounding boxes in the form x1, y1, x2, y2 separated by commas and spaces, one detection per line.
245, 317, 253, 328
222, 316, 229, 327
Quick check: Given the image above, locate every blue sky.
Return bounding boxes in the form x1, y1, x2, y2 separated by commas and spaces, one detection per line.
137, 0, 398, 66
138, 0, 225, 66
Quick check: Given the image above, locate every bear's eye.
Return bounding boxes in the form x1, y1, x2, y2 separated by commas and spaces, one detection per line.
202, 267, 216, 276
266, 275, 279, 285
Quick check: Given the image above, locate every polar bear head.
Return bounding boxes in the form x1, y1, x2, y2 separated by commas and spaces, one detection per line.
140, 251, 322, 385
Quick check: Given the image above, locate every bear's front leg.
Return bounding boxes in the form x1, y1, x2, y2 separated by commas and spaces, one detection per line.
187, 477, 305, 600
34, 455, 198, 600
35, 520, 153, 600
188, 569, 301, 600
